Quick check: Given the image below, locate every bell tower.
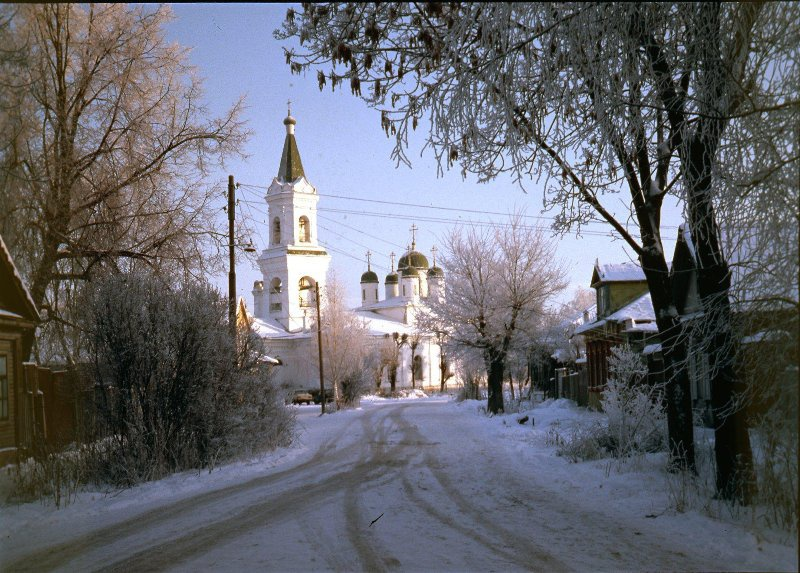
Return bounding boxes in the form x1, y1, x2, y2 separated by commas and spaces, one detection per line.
253, 106, 330, 331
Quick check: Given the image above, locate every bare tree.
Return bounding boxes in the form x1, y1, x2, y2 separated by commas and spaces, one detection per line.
314, 273, 371, 410
420, 212, 567, 414
278, 2, 799, 500
0, 4, 249, 362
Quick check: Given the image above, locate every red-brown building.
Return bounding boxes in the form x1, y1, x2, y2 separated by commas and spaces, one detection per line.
574, 260, 656, 409
0, 235, 41, 465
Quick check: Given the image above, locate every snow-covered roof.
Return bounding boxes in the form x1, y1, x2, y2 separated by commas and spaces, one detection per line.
741, 330, 792, 345
574, 293, 655, 334
353, 310, 414, 336
592, 260, 646, 285
258, 355, 282, 365
605, 292, 655, 323
359, 297, 414, 312
249, 316, 312, 340
643, 343, 662, 356
622, 321, 659, 333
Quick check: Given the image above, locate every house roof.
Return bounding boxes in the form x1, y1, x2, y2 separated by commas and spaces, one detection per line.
0, 234, 40, 323
574, 292, 655, 335
591, 260, 646, 287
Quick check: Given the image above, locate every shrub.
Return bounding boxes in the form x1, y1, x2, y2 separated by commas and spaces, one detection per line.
12, 273, 295, 503
601, 345, 667, 457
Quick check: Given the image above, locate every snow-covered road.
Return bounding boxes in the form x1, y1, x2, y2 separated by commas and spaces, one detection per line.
2, 398, 795, 572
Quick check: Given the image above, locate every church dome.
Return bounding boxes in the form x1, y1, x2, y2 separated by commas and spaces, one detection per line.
398, 250, 429, 270
401, 266, 420, 277
427, 266, 445, 278
385, 272, 399, 284
360, 270, 379, 283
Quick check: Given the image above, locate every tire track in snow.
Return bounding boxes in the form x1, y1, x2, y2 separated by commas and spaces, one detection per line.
394, 406, 568, 572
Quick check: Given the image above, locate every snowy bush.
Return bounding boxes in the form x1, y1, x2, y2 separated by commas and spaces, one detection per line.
601, 345, 666, 457
547, 420, 608, 463
10, 273, 295, 501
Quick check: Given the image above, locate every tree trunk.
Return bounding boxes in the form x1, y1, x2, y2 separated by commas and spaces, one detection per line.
641, 252, 697, 472
486, 350, 505, 414
508, 372, 516, 401
687, 139, 755, 503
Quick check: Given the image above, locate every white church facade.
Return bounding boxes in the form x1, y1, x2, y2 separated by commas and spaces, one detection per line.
243, 110, 454, 395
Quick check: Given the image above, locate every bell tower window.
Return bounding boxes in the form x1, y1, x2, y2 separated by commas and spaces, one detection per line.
272, 217, 281, 245
299, 276, 316, 307
269, 278, 282, 313
299, 216, 310, 243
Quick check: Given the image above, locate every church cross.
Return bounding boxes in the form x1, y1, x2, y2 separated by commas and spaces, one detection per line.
409, 224, 418, 250
390, 251, 396, 272
431, 245, 438, 267
287, 98, 292, 115
365, 250, 372, 271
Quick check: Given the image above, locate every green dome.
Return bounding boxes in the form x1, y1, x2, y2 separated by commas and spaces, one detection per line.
401, 266, 420, 277
360, 270, 379, 283
427, 266, 445, 278
398, 250, 429, 270
385, 272, 399, 284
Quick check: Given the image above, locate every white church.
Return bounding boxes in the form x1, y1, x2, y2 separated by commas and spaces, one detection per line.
242, 110, 454, 394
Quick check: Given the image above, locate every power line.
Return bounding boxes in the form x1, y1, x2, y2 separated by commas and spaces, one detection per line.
236, 182, 680, 231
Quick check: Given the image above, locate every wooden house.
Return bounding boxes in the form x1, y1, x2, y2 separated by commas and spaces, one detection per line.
0, 235, 40, 465
574, 260, 656, 409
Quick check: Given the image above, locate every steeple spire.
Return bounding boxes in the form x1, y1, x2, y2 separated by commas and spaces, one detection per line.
277, 107, 304, 182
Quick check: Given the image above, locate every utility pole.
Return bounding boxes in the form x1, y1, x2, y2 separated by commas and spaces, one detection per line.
315, 281, 326, 414
228, 174, 236, 339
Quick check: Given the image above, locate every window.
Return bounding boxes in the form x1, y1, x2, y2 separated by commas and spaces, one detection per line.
597, 285, 609, 317
0, 356, 7, 420
299, 276, 315, 307
270, 278, 282, 312
272, 217, 281, 245
298, 216, 310, 242
362, 288, 366, 302
413, 355, 424, 381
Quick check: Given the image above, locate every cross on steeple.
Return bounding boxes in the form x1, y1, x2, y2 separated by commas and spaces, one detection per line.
390, 251, 396, 272
410, 224, 418, 250
287, 98, 292, 115
431, 245, 438, 267
365, 250, 372, 271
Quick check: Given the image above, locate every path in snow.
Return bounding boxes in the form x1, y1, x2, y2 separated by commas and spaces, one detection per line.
2, 399, 794, 572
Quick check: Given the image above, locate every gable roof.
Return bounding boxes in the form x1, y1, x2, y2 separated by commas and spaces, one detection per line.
0, 234, 39, 322
591, 260, 646, 287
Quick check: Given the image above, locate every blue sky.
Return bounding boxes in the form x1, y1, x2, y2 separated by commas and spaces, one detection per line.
164, 3, 684, 309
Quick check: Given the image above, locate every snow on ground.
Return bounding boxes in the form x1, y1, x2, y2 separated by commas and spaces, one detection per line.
1, 395, 796, 572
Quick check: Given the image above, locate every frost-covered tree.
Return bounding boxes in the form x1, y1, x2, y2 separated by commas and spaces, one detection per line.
314, 273, 372, 410
602, 345, 667, 458
419, 212, 567, 414
0, 4, 249, 362
277, 2, 799, 500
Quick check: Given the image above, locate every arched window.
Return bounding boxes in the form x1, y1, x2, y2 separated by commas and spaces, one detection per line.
413, 355, 424, 381
298, 216, 310, 242
272, 217, 281, 245
299, 276, 316, 307
269, 278, 282, 312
